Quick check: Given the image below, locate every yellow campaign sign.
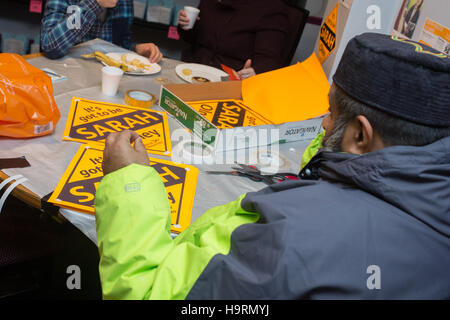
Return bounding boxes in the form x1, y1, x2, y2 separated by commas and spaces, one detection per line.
48, 145, 198, 234
318, 2, 338, 64
186, 99, 273, 129
63, 97, 172, 156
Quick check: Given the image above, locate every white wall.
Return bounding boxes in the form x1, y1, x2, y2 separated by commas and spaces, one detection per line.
312, 0, 404, 81
313, 0, 449, 82
327, 0, 402, 81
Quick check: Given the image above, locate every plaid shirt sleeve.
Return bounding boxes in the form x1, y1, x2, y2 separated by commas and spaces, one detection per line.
41, 0, 103, 59
109, 0, 134, 51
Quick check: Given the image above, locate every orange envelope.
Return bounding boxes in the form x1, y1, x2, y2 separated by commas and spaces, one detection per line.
241, 53, 330, 125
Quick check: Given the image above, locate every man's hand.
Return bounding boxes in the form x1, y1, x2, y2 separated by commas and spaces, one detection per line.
96, 0, 118, 8
237, 59, 256, 79
135, 43, 163, 63
102, 130, 149, 176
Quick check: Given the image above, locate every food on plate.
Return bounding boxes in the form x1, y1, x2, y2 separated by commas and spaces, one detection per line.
91, 51, 129, 72
182, 68, 193, 76
119, 54, 152, 72
192, 76, 210, 83
83, 52, 157, 73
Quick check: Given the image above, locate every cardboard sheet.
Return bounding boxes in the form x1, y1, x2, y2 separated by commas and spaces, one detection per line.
241, 53, 330, 125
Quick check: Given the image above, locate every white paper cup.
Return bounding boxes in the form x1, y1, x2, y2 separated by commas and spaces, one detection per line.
184, 6, 200, 30
101, 66, 124, 96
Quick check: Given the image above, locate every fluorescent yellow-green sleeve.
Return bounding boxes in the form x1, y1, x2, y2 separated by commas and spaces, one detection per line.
300, 130, 324, 171
94, 164, 259, 300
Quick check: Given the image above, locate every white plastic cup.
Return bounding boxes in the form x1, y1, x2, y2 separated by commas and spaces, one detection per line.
101, 66, 124, 96
184, 6, 200, 30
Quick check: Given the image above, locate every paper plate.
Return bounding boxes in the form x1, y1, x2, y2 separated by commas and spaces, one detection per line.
175, 63, 228, 83
104, 52, 161, 75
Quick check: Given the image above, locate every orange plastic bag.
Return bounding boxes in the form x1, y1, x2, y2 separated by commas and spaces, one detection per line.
0, 53, 60, 138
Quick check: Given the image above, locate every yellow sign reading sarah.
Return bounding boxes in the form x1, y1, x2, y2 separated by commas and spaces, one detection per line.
48, 145, 198, 234
63, 97, 172, 156
186, 99, 273, 129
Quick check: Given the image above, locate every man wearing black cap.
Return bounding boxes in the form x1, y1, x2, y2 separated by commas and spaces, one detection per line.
93, 33, 450, 299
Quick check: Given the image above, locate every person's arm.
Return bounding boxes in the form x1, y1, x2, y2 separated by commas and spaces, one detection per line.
177, 9, 199, 44
177, 0, 204, 46
95, 131, 259, 299
246, 10, 289, 74
41, 0, 103, 59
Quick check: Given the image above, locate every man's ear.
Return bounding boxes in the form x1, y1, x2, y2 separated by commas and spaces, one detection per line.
341, 115, 384, 154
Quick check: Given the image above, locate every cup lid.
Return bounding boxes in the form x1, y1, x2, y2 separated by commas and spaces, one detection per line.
102, 66, 124, 76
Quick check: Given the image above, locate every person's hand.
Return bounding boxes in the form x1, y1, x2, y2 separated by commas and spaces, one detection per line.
102, 130, 149, 176
237, 59, 256, 79
135, 43, 163, 63
178, 10, 190, 30
96, 0, 118, 8
178, 10, 200, 30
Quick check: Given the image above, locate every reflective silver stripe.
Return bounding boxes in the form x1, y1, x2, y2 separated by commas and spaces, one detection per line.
0, 177, 28, 214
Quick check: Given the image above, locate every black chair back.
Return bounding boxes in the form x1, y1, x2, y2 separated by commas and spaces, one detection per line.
281, 0, 310, 67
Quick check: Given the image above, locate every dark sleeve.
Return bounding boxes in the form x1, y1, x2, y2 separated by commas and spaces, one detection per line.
178, 26, 195, 43
120, 0, 135, 51
177, 0, 203, 44
250, 9, 289, 74
112, 17, 133, 51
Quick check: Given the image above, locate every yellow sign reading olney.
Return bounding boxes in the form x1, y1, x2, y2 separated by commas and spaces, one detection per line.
48, 145, 198, 234
63, 97, 172, 156
186, 99, 273, 129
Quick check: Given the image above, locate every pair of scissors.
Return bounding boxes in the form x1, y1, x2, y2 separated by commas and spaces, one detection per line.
206, 163, 299, 185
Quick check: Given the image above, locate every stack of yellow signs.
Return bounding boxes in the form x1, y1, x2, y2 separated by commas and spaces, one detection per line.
63, 97, 172, 156
186, 99, 273, 129
50, 98, 199, 234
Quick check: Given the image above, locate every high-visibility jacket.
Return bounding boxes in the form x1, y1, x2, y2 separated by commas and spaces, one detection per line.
95, 136, 450, 299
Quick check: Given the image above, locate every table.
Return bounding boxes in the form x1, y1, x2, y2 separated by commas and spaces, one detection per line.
0, 39, 312, 244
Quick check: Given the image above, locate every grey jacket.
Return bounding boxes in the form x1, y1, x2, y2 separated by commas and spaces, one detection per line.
188, 136, 450, 299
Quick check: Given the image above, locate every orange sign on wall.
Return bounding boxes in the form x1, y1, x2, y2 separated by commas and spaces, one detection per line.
318, 2, 338, 64
419, 18, 450, 55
